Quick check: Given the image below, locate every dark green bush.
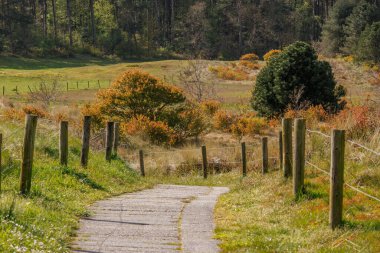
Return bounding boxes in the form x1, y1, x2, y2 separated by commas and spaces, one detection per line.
251, 41, 346, 117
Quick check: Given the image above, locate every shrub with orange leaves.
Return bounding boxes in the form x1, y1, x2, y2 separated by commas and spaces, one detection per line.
238, 60, 260, 70
263, 49, 282, 61
121, 115, 176, 145
209, 66, 249, 81
331, 105, 379, 139
3, 105, 50, 121
22, 105, 49, 118
284, 105, 328, 124
88, 69, 207, 145
96, 69, 186, 121
200, 100, 221, 115
231, 115, 267, 140
213, 110, 236, 131
240, 53, 259, 62
3, 107, 24, 121
81, 103, 105, 131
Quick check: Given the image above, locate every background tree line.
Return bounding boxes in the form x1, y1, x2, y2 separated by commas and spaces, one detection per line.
0, 0, 379, 61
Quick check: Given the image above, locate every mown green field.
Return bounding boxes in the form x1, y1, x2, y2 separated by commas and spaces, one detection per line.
0, 56, 252, 108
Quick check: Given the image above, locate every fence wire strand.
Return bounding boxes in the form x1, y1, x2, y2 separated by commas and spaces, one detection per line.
307, 129, 380, 156
306, 160, 380, 203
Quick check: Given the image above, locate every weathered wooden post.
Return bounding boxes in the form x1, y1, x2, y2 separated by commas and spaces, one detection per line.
87, 81, 90, 89
139, 150, 145, 177
282, 118, 293, 178
241, 142, 247, 177
59, 121, 69, 166
20, 115, 38, 195
66, 82, 69, 91
202, 145, 208, 179
76, 81, 79, 89
262, 137, 268, 174
293, 118, 306, 196
2, 86, 4, 96
105, 122, 115, 161
279, 131, 283, 170
113, 122, 120, 155
330, 129, 345, 230
80, 116, 91, 167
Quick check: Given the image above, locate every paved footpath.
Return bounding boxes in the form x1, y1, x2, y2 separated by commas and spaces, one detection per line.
72, 185, 229, 253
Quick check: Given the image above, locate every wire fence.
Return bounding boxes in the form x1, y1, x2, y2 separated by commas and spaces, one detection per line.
0, 114, 378, 231
0, 80, 112, 96
122, 135, 280, 176
306, 129, 380, 204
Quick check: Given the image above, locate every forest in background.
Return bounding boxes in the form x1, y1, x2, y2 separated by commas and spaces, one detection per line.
0, 0, 379, 61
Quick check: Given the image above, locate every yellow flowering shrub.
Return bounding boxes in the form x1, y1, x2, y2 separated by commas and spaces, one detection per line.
263, 49, 282, 61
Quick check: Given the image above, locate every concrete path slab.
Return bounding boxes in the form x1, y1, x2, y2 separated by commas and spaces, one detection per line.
72, 185, 229, 253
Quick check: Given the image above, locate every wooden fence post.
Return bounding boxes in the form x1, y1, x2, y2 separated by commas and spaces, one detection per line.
202, 145, 208, 179
330, 129, 345, 230
2, 86, 4, 96
0, 133, 2, 194
66, 82, 69, 91
20, 115, 38, 195
241, 142, 247, 177
105, 122, 115, 161
293, 118, 306, 196
139, 150, 145, 177
113, 122, 120, 155
282, 118, 293, 178
262, 137, 268, 174
88, 81, 90, 89
59, 121, 69, 166
80, 116, 91, 167
76, 81, 79, 89
279, 131, 283, 170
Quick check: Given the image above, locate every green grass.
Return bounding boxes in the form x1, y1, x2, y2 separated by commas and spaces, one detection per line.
0, 120, 153, 252
212, 170, 380, 253
0, 55, 186, 94
0, 55, 252, 105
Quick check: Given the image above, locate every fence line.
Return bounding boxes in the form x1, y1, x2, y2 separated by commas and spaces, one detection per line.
306, 160, 380, 203
307, 129, 380, 156
1, 80, 112, 96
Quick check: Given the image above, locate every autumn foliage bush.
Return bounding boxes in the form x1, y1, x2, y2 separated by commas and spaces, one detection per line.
263, 49, 282, 61
238, 60, 260, 70
213, 110, 236, 131
121, 115, 175, 145
240, 53, 259, 62
213, 110, 268, 140
87, 69, 207, 145
200, 100, 221, 115
3, 105, 49, 121
209, 66, 249, 81
331, 105, 379, 139
284, 105, 329, 124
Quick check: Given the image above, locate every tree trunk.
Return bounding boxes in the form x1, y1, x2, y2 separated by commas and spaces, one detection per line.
43, 0, 47, 37
89, 0, 95, 44
66, 0, 73, 47
51, 0, 57, 39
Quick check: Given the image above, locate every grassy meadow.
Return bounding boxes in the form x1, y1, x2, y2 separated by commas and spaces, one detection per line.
0, 55, 379, 252
0, 55, 379, 107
